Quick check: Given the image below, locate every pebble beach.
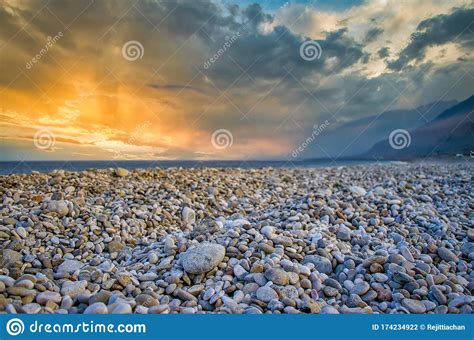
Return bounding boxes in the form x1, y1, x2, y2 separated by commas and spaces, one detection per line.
0, 163, 472, 314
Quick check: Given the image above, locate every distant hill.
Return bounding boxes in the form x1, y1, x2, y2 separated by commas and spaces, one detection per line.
363, 95, 474, 159
300, 100, 457, 158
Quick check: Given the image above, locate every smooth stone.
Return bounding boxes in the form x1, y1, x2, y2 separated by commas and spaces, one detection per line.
57, 259, 84, 274
61, 280, 88, 298
16, 227, 27, 238
400, 246, 415, 262
347, 294, 365, 308
337, 225, 351, 241
261, 225, 276, 239
135, 294, 159, 307
303, 255, 332, 275
321, 305, 339, 314
115, 168, 129, 177
323, 286, 339, 297
15, 279, 34, 289
349, 186, 366, 196
181, 243, 225, 274
7, 286, 36, 297
37, 291, 62, 305
373, 273, 388, 283
182, 207, 196, 225
47, 200, 69, 216
107, 241, 124, 253
448, 296, 473, 308
110, 302, 132, 314
264, 268, 289, 285
89, 290, 112, 304
233, 264, 248, 279
22, 303, 41, 314
437, 248, 458, 262
0, 275, 15, 287
401, 298, 427, 314
362, 255, 387, 267
256, 286, 278, 302
116, 272, 132, 286
84, 302, 108, 314
431, 286, 447, 305
350, 281, 370, 296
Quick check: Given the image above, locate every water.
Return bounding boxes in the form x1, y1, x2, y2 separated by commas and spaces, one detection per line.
0, 159, 385, 175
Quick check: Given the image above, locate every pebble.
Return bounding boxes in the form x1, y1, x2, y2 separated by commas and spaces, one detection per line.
264, 268, 289, 285
57, 259, 84, 274
256, 286, 278, 302
402, 298, 427, 314
61, 280, 88, 298
303, 255, 332, 275
110, 302, 132, 314
349, 186, 366, 196
336, 225, 351, 241
181, 242, 225, 274
351, 282, 370, 296
437, 248, 458, 262
84, 302, 109, 314
47, 200, 69, 216
115, 167, 129, 177
37, 291, 62, 305
182, 207, 196, 225
0, 164, 470, 315
22, 303, 41, 314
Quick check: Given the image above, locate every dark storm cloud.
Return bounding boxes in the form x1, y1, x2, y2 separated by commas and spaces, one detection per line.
242, 3, 273, 27
377, 47, 390, 59
202, 26, 368, 89
388, 6, 474, 71
149, 0, 240, 38
363, 27, 384, 44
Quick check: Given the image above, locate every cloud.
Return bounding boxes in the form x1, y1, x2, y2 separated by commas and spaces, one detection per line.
147, 84, 206, 94
377, 46, 390, 58
388, 6, 474, 70
0, 0, 473, 160
363, 27, 384, 44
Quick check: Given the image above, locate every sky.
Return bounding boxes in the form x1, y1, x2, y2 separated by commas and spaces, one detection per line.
0, 0, 473, 161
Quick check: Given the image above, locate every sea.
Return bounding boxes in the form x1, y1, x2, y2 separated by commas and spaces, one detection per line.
0, 159, 392, 175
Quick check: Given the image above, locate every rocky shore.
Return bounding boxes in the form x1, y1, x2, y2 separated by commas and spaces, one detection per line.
0, 163, 472, 314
